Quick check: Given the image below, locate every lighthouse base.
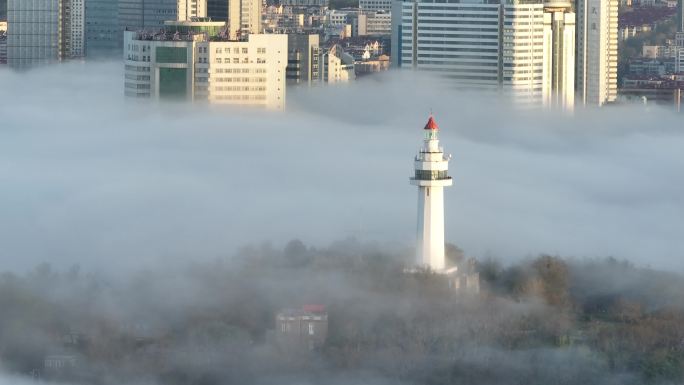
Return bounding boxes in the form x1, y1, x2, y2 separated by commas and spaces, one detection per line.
416, 185, 446, 271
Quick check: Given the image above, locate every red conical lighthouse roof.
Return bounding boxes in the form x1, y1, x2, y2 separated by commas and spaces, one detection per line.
424, 115, 439, 130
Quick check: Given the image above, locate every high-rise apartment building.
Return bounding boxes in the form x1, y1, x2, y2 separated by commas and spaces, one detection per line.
287, 34, 320, 85
392, 0, 547, 105
85, 0, 120, 57
178, 0, 207, 20
7, 0, 84, 68
67, 0, 86, 57
576, 0, 618, 106
124, 28, 287, 109
542, 0, 575, 110
0, 30, 6, 65
501, 2, 546, 106
678, 0, 683, 33
238, 0, 261, 36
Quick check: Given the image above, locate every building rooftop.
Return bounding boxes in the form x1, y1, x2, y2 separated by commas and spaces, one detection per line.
127, 29, 250, 43
164, 20, 227, 27
622, 74, 684, 89
277, 305, 327, 317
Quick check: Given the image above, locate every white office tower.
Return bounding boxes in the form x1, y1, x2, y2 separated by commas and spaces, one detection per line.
410, 116, 453, 271
542, 0, 575, 110
576, 0, 618, 106
178, 0, 207, 20
392, 0, 546, 106
501, 2, 546, 106
392, 0, 501, 90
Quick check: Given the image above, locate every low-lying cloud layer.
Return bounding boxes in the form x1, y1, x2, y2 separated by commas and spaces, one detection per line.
0, 62, 682, 272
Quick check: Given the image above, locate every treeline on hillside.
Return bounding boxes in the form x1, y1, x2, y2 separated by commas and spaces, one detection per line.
0, 239, 683, 385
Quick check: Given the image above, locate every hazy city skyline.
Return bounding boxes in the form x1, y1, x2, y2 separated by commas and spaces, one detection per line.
1, 2, 684, 385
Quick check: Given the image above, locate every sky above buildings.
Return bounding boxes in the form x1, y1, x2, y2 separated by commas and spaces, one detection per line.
0, 62, 683, 273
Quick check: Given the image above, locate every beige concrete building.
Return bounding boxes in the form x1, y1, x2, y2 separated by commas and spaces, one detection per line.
225, 0, 261, 39
124, 29, 287, 110
320, 44, 355, 83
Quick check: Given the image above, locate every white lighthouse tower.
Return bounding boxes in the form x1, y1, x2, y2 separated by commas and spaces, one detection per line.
410, 116, 453, 271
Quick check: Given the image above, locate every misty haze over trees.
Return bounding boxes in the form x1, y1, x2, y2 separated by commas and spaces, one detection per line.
1, 64, 684, 385
1, 240, 684, 385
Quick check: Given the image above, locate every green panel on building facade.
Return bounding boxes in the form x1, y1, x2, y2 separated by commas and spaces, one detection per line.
156, 47, 187, 64
159, 68, 187, 99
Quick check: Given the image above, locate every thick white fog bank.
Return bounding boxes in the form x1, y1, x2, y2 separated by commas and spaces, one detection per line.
0, 62, 682, 272
0, 373, 62, 385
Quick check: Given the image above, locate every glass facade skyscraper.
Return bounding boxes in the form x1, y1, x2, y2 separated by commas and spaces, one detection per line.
85, 0, 120, 57
119, 0, 177, 31
207, 0, 228, 22
7, 0, 61, 68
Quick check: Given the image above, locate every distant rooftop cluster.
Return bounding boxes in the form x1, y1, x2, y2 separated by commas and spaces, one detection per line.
623, 73, 684, 89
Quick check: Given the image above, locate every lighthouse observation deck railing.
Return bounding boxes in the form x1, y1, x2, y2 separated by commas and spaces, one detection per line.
419, 146, 444, 154
414, 170, 451, 181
